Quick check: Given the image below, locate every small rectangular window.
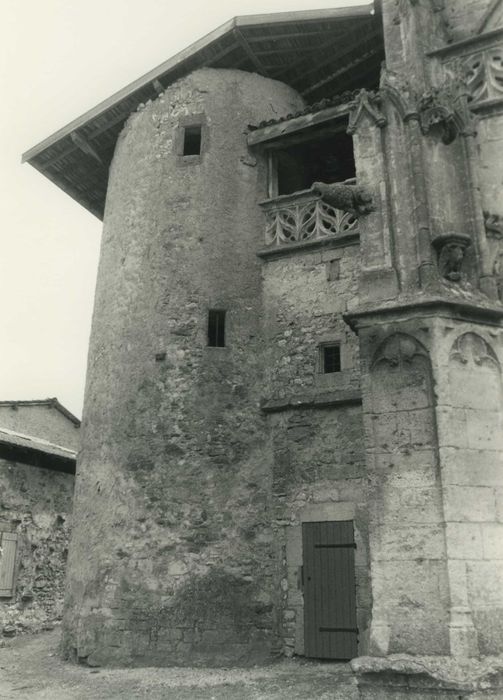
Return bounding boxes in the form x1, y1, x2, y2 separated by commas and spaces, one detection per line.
183, 126, 202, 156
208, 310, 226, 347
322, 345, 341, 373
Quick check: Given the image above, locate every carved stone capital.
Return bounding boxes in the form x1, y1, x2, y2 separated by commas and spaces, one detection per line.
311, 181, 375, 217
432, 233, 472, 281
418, 79, 476, 143
347, 89, 387, 134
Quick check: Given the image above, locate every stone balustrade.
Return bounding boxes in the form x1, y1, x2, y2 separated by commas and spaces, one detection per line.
259, 188, 358, 248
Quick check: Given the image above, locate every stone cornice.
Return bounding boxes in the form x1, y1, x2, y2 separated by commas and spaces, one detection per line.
427, 27, 503, 58
344, 294, 503, 332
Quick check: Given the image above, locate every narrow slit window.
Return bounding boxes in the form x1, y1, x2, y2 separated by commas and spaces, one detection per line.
208, 310, 226, 347
322, 345, 341, 373
183, 126, 202, 156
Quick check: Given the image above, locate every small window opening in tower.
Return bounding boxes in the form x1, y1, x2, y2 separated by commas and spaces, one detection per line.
322, 344, 341, 374
183, 126, 202, 156
276, 123, 355, 196
208, 310, 226, 347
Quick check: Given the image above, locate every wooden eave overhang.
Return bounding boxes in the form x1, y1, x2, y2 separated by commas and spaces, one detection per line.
22, 4, 383, 220
0, 428, 77, 474
247, 97, 353, 147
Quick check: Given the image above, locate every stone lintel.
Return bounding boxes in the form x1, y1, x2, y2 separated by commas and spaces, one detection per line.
351, 654, 503, 697
344, 296, 503, 333
260, 389, 362, 414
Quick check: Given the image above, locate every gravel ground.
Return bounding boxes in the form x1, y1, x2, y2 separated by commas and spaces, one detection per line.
0, 630, 358, 699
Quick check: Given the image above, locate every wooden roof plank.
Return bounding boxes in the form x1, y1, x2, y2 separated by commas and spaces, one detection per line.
247, 101, 351, 146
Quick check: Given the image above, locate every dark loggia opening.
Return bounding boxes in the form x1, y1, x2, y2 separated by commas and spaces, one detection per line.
208, 309, 226, 347
323, 345, 341, 374
276, 126, 355, 196
183, 125, 202, 156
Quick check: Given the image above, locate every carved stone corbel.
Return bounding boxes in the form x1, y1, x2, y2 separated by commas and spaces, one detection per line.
484, 211, 503, 238
432, 233, 472, 281
347, 89, 387, 135
418, 78, 476, 144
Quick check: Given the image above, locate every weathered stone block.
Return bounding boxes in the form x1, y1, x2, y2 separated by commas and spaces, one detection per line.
374, 524, 446, 561
467, 562, 503, 607
481, 523, 503, 559
440, 447, 503, 487
445, 522, 483, 560
444, 486, 496, 522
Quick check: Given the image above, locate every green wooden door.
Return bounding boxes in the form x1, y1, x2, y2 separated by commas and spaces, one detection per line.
302, 520, 358, 659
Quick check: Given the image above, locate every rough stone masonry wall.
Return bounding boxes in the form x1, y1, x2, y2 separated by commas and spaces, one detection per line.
0, 459, 73, 635
63, 68, 305, 667
261, 242, 370, 655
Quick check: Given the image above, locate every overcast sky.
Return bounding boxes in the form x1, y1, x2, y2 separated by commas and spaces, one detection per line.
0, 0, 366, 418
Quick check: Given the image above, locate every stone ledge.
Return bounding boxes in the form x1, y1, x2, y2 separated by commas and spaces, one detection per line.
257, 231, 359, 260
261, 389, 362, 413
344, 293, 503, 332
351, 655, 503, 698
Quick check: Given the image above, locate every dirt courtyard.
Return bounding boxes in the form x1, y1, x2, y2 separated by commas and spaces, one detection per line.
0, 629, 358, 699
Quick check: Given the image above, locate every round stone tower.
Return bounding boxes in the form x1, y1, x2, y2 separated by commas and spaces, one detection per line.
62, 68, 304, 666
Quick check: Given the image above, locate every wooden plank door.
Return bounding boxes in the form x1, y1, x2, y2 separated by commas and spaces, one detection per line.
302, 520, 358, 660
0, 532, 18, 597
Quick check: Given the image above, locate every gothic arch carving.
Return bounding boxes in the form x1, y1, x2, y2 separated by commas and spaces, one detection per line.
371, 332, 429, 370
449, 332, 500, 369
347, 89, 387, 135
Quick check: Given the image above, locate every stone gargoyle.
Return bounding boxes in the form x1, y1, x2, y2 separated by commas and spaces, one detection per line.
311, 181, 375, 217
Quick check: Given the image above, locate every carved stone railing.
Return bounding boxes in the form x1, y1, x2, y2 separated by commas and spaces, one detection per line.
259, 189, 358, 248
441, 36, 503, 108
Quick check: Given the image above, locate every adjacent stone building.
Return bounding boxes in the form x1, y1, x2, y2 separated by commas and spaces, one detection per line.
23, 0, 503, 696
0, 399, 78, 636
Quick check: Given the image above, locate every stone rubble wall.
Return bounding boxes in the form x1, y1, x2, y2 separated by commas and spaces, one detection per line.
0, 459, 73, 636
62, 68, 306, 667
262, 238, 369, 655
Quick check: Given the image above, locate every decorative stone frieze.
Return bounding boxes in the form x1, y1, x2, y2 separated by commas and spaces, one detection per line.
449, 331, 499, 368
371, 331, 428, 368
432, 233, 472, 281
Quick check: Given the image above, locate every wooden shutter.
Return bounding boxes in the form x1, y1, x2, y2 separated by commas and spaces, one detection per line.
303, 520, 358, 660
0, 532, 18, 597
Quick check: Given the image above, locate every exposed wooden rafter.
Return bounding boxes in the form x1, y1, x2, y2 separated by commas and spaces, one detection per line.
22, 5, 383, 221
302, 47, 382, 97
233, 27, 271, 76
